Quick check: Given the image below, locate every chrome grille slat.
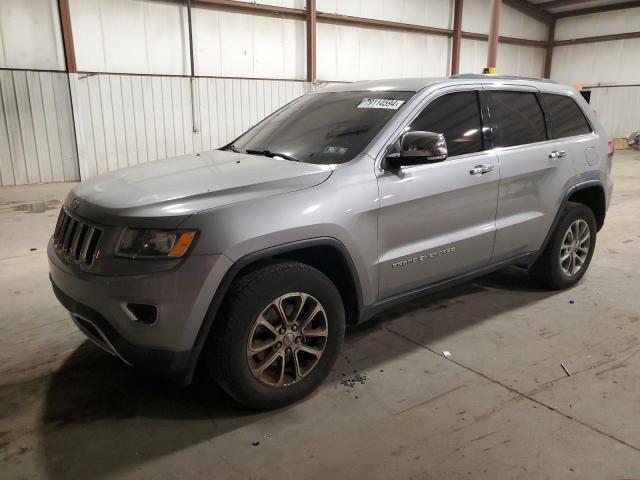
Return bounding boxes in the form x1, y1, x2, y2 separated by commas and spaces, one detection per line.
70, 223, 85, 260
80, 227, 96, 265
63, 219, 78, 253
53, 208, 103, 268
56, 214, 71, 247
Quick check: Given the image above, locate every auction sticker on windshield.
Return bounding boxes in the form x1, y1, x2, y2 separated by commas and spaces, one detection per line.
357, 98, 405, 109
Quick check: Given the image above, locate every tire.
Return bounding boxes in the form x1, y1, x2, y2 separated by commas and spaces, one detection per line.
530, 202, 597, 290
204, 260, 345, 410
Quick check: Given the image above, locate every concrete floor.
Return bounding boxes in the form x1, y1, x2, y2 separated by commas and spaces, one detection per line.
1, 151, 640, 480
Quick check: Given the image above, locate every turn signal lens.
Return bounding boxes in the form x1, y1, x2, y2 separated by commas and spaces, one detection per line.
169, 231, 196, 257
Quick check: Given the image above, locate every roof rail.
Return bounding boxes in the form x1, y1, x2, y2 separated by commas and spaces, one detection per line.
450, 73, 559, 84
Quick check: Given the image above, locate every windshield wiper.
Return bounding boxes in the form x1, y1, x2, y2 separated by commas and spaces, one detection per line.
245, 149, 300, 162
221, 143, 241, 153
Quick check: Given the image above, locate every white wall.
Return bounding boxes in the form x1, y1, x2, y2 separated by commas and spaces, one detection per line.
70, 0, 190, 75
551, 7, 640, 86
551, 39, 640, 86
0, 0, 65, 70
590, 87, 640, 139
316, 0, 452, 81
459, 39, 546, 77
459, 0, 547, 76
0, 71, 78, 186
70, 73, 308, 178
2, 0, 598, 184
193, 8, 305, 79
555, 6, 640, 41
550, 7, 640, 139
317, 0, 452, 29
317, 24, 450, 81
463, 0, 548, 41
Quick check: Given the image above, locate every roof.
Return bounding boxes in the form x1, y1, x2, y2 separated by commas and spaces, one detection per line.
318, 78, 443, 93
450, 74, 559, 84
317, 74, 561, 94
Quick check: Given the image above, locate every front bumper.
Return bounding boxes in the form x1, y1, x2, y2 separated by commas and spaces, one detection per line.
48, 238, 232, 383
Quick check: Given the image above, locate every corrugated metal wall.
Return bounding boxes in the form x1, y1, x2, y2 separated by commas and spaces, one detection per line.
459, 40, 546, 78
0, 0, 598, 186
70, 73, 309, 178
551, 39, 640, 86
460, 0, 547, 77
551, 6, 640, 140
0, 71, 78, 186
590, 87, 640, 139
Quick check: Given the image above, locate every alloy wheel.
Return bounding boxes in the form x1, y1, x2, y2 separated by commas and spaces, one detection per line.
559, 219, 591, 276
246, 292, 328, 387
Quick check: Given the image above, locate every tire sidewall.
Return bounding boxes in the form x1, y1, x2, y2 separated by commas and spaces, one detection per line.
217, 264, 345, 409
547, 204, 597, 288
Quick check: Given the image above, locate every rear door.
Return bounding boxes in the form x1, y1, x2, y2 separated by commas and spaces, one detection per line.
485, 86, 577, 262
540, 92, 598, 172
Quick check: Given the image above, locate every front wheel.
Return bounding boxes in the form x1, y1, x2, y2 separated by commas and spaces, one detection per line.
205, 261, 345, 410
530, 202, 597, 290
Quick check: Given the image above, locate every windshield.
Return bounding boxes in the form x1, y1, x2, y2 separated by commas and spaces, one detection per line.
226, 91, 415, 165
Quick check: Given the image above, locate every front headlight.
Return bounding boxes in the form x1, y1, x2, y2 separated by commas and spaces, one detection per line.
116, 229, 197, 259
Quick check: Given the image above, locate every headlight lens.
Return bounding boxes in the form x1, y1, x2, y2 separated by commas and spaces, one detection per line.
116, 229, 197, 258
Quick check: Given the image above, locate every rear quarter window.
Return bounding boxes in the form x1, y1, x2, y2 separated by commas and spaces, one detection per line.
542, 93, 592, 139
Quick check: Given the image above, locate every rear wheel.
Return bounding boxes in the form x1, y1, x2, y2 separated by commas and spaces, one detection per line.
530, 202, 597, 290
205, 261, 345, 410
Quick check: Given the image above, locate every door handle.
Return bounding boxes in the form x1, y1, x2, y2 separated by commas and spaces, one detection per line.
549, 150, 567, 159
469, 165, 494, 175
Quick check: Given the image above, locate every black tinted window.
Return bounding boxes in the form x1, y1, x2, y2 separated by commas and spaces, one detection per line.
230, 91, 414, 165
543, 94, 592, 138
408, 91, 483, 157
487, 91, 546, 147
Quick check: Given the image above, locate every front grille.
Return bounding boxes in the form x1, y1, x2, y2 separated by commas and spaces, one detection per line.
53, 208, 103, 268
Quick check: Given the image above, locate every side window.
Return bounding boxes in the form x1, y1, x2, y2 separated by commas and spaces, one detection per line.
486, 91, 547, 148
543, 93, 592, 138
408, 91, 483, 157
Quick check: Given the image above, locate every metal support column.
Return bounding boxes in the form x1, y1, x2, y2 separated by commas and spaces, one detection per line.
451, 0, 463, 75
306, 0, 317, 83
187, 0, 199, 133
544, 19, 556, 78
486, 0, 502, 74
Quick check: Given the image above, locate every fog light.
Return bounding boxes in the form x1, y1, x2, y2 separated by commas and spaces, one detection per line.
122, 303, 158, 325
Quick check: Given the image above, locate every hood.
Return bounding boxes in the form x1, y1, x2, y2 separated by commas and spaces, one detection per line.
68, 150, 333, 225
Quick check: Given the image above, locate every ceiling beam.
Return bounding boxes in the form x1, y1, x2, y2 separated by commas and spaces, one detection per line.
555, 0, 640, 17
461, 31, 546, 47
536, 0, 595, 9
554, 30, 640, 46
503, 0, 554, 24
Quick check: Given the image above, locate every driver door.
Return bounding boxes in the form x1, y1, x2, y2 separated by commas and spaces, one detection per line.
377, 87, 499, 298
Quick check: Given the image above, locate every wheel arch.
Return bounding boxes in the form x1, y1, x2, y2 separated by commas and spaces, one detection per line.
536, 179, 606, 263
183, 237, 363, 384
567, 183, 606, 231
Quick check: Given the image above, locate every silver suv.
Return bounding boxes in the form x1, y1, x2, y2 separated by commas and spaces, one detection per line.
48, 75, 613, 409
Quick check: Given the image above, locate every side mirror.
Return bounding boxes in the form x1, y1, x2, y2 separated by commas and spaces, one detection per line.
384, 131, 448, 170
